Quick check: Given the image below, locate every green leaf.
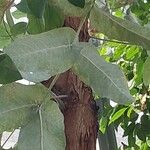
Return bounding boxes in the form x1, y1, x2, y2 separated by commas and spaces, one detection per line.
128, 134, 136, 147
146, 137, 150, 147
0, 83, 50, 133
90, 5, 150, 50
16, 0, 29, 13
123, 123, 135, 137
0, 54, 22, 84
68, 0, 85, 8
44, 2, 64, 31
143, 57, 150, 86
137, 124, 146, 142
12, 10, 27, 19
73, 44, 133, 104
4, 27, 77, 82
109, 107, 128, 124
99, 116, 109, 134
10, 22, 27, 36
27, 13, 44, 34
26, 0, 46, 18
48, 0, 93, 17
18, 100, 66, 150
141, 142, 149, 150
0, 23, 11, 49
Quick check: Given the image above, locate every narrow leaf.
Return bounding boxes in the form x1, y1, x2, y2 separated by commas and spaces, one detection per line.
143, 57, 150, 86
0, 83, 50, 133
90, 5, 150, 50
99, 116, 109, 134
18, 101, 66, 150
4, 27, 77, 82
109, 107, 128, 124
73, 44, 133, 104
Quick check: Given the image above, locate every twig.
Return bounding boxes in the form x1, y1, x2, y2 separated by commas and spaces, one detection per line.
73, 0, 96, 43
90, 36, 130, 45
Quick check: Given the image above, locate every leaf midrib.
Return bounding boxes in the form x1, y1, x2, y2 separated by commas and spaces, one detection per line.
0, 104, 36, 115
81, 50, 130, 99
13, 44, 72, 58
96, 5, 150, 42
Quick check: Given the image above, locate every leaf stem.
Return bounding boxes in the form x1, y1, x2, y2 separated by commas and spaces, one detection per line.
90, 36, 130, 45
39, 108, 44, 150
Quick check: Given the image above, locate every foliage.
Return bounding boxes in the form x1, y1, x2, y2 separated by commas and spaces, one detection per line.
0, 0, 149, 149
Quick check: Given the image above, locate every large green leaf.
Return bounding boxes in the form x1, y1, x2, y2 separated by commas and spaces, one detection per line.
18, 100, 65, 150
143, 57, 150, 86
0, 53, 22, 84
90, 5, 150, 50
44, 2, 64, 31
0, 83, 50, 133
4, 27, 77, 82
73, 44, 133, 104
48, 0, 93, 17
0, 0, 13, 23
26, 0, 46, 18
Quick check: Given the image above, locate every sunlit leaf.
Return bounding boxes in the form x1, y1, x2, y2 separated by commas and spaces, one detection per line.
109, 107, 128, 124
143, 57, 150, 85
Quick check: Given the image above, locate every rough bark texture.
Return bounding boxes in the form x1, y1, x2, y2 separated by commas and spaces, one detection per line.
42, 17, 98, 150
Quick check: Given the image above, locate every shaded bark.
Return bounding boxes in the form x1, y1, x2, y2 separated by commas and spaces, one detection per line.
42, 17, 98, 150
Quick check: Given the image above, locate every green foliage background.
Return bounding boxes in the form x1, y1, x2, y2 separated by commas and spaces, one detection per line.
0, 0, 150, 149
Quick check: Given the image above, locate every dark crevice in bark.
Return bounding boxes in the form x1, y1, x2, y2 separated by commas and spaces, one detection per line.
42, 17, 98, 150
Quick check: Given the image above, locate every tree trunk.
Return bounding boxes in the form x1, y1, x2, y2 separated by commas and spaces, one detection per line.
42, 17, 98, 150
